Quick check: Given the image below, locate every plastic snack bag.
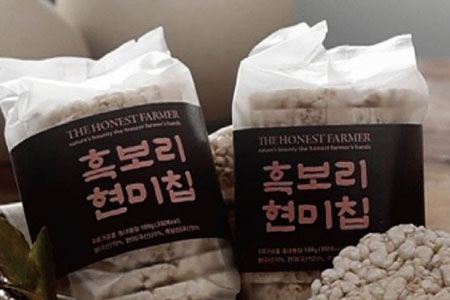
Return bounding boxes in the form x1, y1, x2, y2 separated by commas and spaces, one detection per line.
0, 27, 239, 300
232, 21, 427, 300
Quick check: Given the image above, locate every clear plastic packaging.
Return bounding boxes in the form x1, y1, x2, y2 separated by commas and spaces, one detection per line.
0, 27, 239, 300
232, 21, 428, 300
233, 21, 428, 130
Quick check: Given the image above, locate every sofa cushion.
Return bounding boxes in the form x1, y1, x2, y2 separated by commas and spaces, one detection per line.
0, 0, 89, 163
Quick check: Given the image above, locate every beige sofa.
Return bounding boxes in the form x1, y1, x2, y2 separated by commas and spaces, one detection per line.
0, 0, 89, 162
56, 0, 293, 127
0, 0, 293, 162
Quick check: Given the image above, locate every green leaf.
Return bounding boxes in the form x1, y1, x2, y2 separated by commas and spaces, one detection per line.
0, 221, 57, 300
0, 216, 30, 285
25, 228, 57, 300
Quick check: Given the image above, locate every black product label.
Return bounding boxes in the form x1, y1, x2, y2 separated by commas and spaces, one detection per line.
11, 102, 228, 277
234, 124, 424, 272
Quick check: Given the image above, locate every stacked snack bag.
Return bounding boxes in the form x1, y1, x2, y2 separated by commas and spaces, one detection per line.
0, 28, 240, 300
232, 21, 428, 300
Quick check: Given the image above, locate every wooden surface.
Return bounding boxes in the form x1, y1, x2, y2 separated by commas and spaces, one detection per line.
0, 59, 449, 231
420, 59, 450, 231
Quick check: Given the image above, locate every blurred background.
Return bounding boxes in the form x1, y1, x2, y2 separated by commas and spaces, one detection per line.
295, 0, 450, 57
0, 0, 449, 229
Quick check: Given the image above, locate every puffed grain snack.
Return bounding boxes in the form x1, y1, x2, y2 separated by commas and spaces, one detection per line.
209, 125, 234, 204
247, 88, 425, 128
310, 224, 450, 300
